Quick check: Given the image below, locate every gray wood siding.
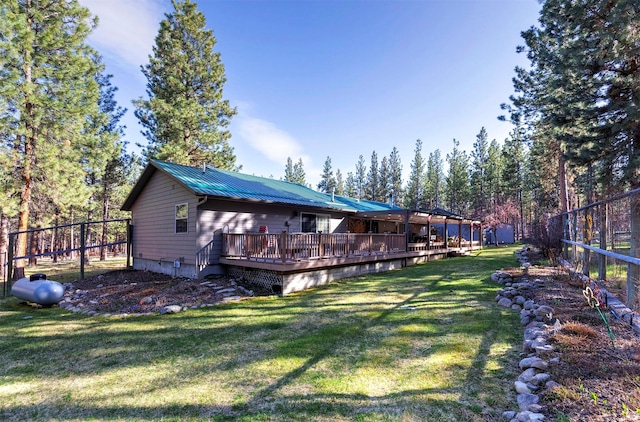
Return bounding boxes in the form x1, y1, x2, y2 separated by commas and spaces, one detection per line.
131, 171, 198, 265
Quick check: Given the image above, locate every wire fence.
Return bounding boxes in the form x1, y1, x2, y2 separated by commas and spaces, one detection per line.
1, 219, 131, 298
549, 188, 640, 313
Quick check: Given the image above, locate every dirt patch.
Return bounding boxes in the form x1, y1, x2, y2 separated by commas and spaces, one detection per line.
526, 265, 640, 421
61, 270, 272, 315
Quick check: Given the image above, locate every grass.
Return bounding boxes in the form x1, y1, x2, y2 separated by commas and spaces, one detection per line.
0, 245, 522, 421
19, 256, 129, 283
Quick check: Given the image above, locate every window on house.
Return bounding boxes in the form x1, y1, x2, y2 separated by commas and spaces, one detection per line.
301, 213, 330, 233
175, 203, 188, 233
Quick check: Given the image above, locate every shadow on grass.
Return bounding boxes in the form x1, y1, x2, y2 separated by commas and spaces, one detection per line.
0, 245, 522, 421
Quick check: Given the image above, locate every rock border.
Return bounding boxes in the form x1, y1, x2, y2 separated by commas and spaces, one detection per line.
493, 247, 560, 422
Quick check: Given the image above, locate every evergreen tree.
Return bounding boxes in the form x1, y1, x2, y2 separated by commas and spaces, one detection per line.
366, 151, 380, 201
82, 69, 128, 252
354, 155, 367, 199
424, 150, 444, 210
292, 158, 306, 186
134, 0, 237, 169
445, 139, 470, 216
317, 156, 337, 194
378, 156, 390, 205
404, 139, 425, 209
502, 128, 528, 239
335, 169, 344, 196
284, 157, 294, 182
344, 172, 356, 198
485, 139, 505, 214
469, 127, 489, 217
388, 147, 403, 206
0, 0, 100, 279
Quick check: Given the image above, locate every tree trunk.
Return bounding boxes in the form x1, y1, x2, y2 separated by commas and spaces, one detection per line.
13, 9, 35, 281
28, 228, 38, 266
558, 151, 569, 214
51, 219, 58, 263
14, 132, 34, 280
0, 214, 9, 283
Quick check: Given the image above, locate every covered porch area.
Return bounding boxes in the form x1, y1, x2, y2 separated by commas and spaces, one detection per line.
216, 210, 482, 295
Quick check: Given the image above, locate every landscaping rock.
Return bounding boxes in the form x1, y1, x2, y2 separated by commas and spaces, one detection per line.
535, 305, 553, 318
503, 410, 516, 420
531, 373, 551, 386
515, 381, 532, 394
515, 410, 545, 421
517, 393, 540, 411
498, 297, 513, 308
518, 368, 537, 383
160, 305, 182, 315
520, 357, 549, 371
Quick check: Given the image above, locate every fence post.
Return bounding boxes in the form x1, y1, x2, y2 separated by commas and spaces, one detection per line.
80, 223, 86, 280
598, 203, 607, 280
583, 208, 591, 277
7, 233, 14, 287
571, 212, 578, 267
629, 194, 640, 309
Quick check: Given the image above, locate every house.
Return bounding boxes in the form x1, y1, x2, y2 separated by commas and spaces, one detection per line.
122, 160, 482, 294
485, 224, 516, 244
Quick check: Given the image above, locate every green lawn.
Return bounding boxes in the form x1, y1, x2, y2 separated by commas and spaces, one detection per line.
0, 246, 522, 421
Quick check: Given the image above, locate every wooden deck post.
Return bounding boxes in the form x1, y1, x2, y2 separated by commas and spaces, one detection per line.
280, 230, 287, 263
444, 219, 448, 249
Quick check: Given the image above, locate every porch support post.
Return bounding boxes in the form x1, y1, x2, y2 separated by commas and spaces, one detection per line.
427, 216, 431, 250
280, 230, 287, 263
444, 219, 449, 249
458, 220, 462, 248
404, 210, 411, 252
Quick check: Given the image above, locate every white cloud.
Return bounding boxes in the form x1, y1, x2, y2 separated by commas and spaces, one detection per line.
236, 115, 311, 167
80, 0, 167, 69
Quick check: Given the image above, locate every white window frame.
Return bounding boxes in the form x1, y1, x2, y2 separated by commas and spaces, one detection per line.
175, 203, 188, 234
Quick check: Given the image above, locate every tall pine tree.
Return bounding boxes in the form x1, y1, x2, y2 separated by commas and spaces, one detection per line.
354, 155, 367, 199
404, 139, 425, 209
134, 0, 237, 169
388, 147, 403, 206
317, 156, 337, 194
469, 127, 489, 217
1, 0, 100, 279
424, 150, 444, 210
366, 151, 380, 201
445, 139, 470, 216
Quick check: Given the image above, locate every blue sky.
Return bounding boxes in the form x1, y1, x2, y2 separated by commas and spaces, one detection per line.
79, 0, 541, 187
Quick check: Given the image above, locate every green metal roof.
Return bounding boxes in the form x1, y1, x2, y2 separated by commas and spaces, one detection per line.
122, 160, 403, 213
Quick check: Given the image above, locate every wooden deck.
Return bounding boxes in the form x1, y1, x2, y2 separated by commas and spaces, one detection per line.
219, 232, 481, 272
211, 232, 481, 295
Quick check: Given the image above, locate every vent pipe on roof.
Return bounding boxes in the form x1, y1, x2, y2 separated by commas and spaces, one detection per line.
389, 192, 393, 206
202, 162, 206, 173
331, 187, 335, 202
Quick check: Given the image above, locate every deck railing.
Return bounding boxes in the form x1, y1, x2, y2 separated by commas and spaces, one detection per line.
222, 232, 406, 263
